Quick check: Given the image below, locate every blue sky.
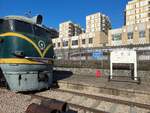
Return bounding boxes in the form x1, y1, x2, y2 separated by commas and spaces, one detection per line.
0, 0, 130, 29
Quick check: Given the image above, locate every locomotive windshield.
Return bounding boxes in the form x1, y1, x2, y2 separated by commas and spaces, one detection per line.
33, 25, 51, 38
0, 19, 51, 38
0, 19, 11, 33
14, 20, 33, 34
14, 20, 51, 38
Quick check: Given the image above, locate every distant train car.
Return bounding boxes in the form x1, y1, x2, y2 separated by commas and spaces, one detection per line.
0, 15, 58, 91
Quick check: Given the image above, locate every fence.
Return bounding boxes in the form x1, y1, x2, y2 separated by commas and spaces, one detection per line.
54, 47, 150, 61
54, 46, 150, 72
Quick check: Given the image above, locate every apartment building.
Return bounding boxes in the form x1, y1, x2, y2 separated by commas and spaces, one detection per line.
86, 12, 111, 35
125, 0, 150, 25
108, 21, 150, 46
53, 21, 83, 49
59, 21, 83, 38
108, 0, 150, 46
53, 12, 110, 49
70, 31, 108, 49
53, 31, 108, 49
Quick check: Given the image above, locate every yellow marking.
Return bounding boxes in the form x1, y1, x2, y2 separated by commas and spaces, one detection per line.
0, 58, 52, 64
0, 32, 42, 57
0, 32, 52, 57
42, 44, 53, 57
0, 58, 39, 64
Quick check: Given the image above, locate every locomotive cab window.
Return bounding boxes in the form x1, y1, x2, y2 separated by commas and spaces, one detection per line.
34, 25, 51, 38
13, 20, 33, 34
0, 19, 11, 33
0, 19, 3, 23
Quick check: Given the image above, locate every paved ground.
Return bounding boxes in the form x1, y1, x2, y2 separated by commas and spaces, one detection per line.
53, 70, 150, 95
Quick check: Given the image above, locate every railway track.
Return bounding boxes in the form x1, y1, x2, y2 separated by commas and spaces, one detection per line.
0, 78, 150, 113
0, 87, 108, 113
34, 88, 150, 113
0, 85, 149, 113
30, 94, 109, 113
53, 89, 150, 110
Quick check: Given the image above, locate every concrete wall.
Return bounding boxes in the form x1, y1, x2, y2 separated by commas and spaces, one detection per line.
54, 67, 150, 83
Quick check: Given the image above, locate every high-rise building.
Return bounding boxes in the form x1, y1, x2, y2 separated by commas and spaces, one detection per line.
86, 12, 111, 35
108, 0, 150, 46
53, 12, 111, 50
59, 21, 83, 38
125, 0, 150, 25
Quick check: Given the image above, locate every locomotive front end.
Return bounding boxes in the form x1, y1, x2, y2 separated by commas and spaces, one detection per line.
0, 15, 58, 91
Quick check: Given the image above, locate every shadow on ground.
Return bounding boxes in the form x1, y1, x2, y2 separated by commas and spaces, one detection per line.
53, 70, 73, 81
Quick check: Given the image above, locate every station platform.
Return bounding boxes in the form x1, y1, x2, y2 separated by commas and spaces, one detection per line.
53, 68, 150, 105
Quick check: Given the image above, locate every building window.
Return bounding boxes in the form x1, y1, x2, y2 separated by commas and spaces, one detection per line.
82, 39, 85, 44
57, 42, 60, 47
53, 43, 56, 47
72, 40, 78, 46
63, 41, 68, 47
127, 32, 133, 39
89, 38, 93, 44
139, 30, 145, 38
112, 33, 122, 41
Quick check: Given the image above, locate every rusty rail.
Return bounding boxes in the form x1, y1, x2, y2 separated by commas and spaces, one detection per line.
54, 89, 150, 110
69, 103, 109, 113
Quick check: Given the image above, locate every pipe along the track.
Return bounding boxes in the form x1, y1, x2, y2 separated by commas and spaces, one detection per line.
41, 99, 68, 112
26, 103, 58, 113
26, 99, 68, 113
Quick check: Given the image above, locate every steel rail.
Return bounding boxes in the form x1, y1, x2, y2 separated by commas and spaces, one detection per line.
53, 89, 150, 110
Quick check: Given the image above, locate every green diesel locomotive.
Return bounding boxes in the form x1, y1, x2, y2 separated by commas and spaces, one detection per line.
0, 15, 58, 91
